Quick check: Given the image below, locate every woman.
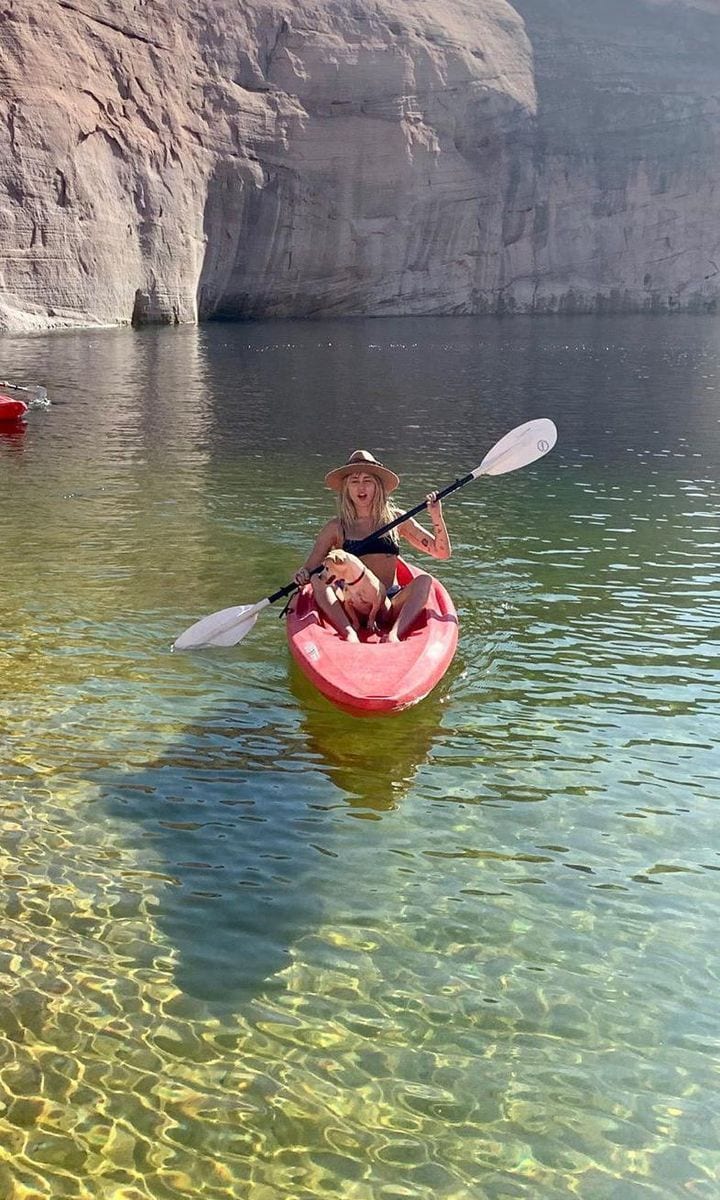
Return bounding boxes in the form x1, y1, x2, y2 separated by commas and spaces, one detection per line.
293, 449, 452, 642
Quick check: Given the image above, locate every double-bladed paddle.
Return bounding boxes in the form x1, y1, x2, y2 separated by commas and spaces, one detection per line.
172, 417, 557, 651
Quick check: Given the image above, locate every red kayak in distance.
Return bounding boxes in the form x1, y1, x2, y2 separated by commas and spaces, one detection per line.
0, 394, 28, 422
287, 559, 459, 716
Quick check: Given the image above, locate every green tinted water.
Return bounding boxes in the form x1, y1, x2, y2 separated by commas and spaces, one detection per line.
1, 317, 719, 1198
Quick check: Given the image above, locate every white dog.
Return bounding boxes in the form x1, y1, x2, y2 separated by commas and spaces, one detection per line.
319, 549, 389, 633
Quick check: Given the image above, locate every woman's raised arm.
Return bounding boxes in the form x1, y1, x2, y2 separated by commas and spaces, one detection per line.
399, 493, 452, 560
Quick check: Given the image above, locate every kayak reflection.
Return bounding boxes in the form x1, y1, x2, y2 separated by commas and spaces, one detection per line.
0, 419, 27, 450
289, 662, 449, 813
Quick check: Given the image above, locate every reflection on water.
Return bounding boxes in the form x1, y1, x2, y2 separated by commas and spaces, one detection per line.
1, 315, 719, 1197
0, 418, 26, 450
289, 664, 453, 813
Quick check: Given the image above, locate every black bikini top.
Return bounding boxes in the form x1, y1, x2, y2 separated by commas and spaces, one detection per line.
342, 530, 399, 557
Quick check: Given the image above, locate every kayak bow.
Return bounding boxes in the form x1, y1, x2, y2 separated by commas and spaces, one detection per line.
0, 395, 28, 422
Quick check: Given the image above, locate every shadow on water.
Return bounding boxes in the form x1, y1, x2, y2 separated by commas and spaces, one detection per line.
97, 678, 449, 1012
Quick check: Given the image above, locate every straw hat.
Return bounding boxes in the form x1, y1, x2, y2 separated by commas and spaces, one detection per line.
324, 449, 400, 493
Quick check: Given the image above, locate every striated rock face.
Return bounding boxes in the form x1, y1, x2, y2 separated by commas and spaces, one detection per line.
0, 0, 719, 330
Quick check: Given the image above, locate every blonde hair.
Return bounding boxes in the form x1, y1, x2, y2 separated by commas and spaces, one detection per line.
338, 476, 400, 545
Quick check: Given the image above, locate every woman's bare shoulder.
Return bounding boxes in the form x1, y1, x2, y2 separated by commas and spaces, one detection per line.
315, 516, 343, 547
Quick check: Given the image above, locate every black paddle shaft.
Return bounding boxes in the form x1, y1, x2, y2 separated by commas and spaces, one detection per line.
268, 470, 474, 606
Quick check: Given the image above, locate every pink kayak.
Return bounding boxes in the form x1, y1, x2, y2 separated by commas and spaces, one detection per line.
287, 558, 458, 716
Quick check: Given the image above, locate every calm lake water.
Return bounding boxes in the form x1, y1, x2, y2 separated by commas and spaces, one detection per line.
1, 316, 719, 1199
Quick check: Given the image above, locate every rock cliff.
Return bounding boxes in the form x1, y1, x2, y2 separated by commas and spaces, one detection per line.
1, 0, 718, 330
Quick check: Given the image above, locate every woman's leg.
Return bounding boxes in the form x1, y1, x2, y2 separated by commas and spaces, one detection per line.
311, 577, 360, 642
384, 574, 432, 642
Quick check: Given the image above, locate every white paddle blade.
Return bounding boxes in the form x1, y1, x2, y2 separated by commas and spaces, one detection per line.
29, 386, 50, 410
173, 599, 269, 651
473, 418, 557, 478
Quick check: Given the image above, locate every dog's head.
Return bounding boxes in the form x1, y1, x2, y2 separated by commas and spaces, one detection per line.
319, 548, 354, 585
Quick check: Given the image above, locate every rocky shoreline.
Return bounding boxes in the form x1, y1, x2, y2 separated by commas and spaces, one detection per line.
1, 0, 719, 332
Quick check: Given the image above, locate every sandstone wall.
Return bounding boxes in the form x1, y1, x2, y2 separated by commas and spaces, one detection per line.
0, 0, 718, 330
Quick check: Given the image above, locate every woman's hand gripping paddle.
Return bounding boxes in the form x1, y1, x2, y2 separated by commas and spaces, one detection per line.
172, 417, 558, 651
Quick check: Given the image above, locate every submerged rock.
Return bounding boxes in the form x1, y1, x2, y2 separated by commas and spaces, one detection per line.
1, 0, 718, 329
